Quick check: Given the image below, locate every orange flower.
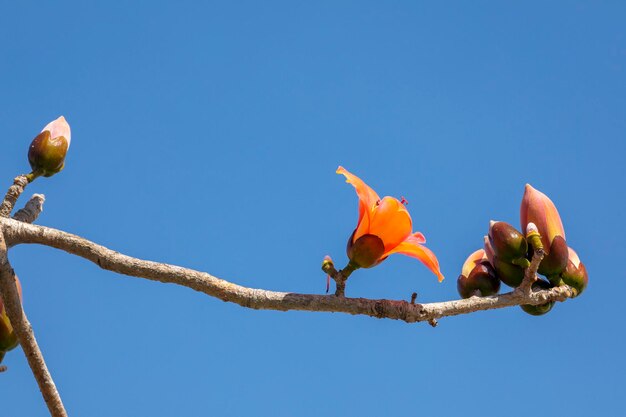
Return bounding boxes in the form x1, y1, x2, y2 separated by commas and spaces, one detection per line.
337, 166, 444, 281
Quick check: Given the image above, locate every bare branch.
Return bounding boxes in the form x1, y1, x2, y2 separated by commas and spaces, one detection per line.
0, 232, 68, 417
0, 218, 576, 324
0, 175, 30, 218
13, 194, 46, 224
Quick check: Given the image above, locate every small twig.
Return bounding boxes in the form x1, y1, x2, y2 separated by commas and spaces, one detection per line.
13, 194, 46, 224
321, 258, 357, 297
410, 292, 417, 305
0, 232, 68, 417
428, 318, 438, 327
517, 248, 545, 296
0, 175, 31, 218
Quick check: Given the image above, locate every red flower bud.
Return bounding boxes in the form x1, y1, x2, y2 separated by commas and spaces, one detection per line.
488, 221, 528, 262
457, 250, 500, 298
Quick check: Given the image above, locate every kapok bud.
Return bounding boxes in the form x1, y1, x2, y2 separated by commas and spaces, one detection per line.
520, 279, 555, 316
488, 221, 528, 262
525, 222, 543, 250
537, 235, 569, 276
560, 247, 588, 297
492, 256, 525, 288
460, 249, 487, 278
346, 233, 385, 269
457, 250, 500, 298
321, 255, 334, 271
0, 276, 22, 357
28, 116, 71, 178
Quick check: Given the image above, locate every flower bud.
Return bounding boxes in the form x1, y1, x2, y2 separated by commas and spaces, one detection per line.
0, 276, 22, 358
488, 221, 528, 262
492, 256, 525, 288
537, 235, 569, 276
28, 116, 71, 178
560, 247, 588, 297
457, 250, 500, 298
520, 279, 555, 316
346, 233, 385, 269
520, 184, 566, 252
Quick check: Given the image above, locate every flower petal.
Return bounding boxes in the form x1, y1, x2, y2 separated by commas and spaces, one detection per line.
461, 249, 487, 277
410, 231, 426, 244
369, 196, 413, 252
386, 239, 445, 282
42, 116, 71, 148
337, 166, 380, 241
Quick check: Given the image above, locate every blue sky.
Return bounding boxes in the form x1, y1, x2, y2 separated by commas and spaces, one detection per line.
1, 1, 625, 416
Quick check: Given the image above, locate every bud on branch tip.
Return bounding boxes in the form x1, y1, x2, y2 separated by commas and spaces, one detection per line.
28, 116, 71, 179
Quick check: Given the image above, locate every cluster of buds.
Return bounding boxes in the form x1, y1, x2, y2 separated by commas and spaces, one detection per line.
457, 185, 588, 315
0, 277, 22, 364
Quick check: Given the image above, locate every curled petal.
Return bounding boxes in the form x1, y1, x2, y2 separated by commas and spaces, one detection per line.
386, 240, 445, 282
410, 231, 426, 244
337, 166, 380, 241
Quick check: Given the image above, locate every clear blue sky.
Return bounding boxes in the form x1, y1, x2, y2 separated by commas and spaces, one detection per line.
1, 2, 625, 416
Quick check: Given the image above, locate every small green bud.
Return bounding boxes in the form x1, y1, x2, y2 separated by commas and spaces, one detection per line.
521, 279, 555, 316
488, 221, 528, 262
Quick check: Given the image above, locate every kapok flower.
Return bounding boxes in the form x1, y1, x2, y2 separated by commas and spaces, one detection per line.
337, 166, 444, 281
520, 184, 568, 275
28, 116, 71, 178
0, 276, 23, 361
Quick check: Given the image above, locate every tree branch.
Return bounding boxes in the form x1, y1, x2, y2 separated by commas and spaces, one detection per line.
13, 194, 45, 224
0, 232, 68, 417
0, 175, 30, 217
0, 217, 576, 324
517, 247, 545, 296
